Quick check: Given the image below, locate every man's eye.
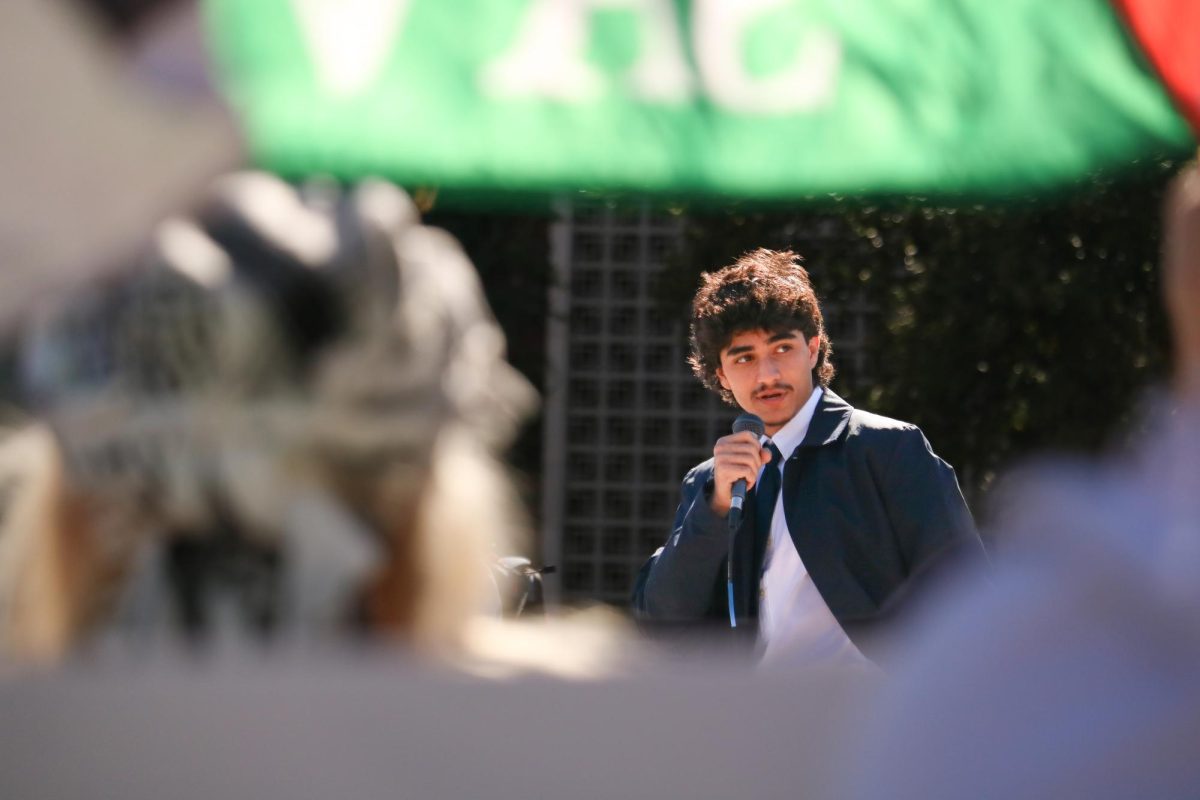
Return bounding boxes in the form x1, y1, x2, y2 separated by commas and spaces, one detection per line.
735, 355, 752, 364
776, 344, 792, 353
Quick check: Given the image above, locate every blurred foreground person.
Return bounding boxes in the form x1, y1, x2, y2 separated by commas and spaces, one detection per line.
0, 172, 615, 677
845, 164, 1200, 798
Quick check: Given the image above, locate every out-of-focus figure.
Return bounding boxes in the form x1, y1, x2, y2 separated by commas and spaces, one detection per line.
844, 164, 1200, 799
0, 171, 619, 675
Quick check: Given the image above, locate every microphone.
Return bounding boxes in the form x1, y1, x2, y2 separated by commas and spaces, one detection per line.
725, 412, 764, 629
727, 412, 765, 531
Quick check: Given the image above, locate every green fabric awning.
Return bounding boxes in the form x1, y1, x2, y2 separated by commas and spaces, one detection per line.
205, 0, 1194, 200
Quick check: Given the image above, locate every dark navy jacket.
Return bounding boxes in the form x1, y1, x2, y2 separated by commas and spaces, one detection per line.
632, 389, 983, 652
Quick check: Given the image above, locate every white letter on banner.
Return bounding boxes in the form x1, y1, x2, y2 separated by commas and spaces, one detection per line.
693, 0, 841, 114
291, 0, 413, 96
481, 0, 694, 103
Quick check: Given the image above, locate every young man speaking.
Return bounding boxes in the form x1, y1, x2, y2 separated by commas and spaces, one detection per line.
633, 249, 983, 667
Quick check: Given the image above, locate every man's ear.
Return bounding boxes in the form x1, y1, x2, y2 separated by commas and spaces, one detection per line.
806, 336, 821, 368
715, 366, 730, 390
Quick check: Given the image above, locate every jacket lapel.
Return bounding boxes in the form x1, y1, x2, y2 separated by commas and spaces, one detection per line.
782, 389, 852, 595
729, 390, 853, 624
798, 388, 853, 449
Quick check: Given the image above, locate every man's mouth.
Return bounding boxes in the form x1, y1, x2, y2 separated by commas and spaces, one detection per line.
754, 385, 792, 402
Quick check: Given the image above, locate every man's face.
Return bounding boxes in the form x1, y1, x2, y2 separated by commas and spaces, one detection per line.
715, 328, 820, 436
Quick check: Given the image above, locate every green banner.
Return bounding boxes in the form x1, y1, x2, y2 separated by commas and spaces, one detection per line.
205, 0, 1193, 200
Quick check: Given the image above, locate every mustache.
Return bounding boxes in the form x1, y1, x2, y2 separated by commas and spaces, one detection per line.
752, 382, 793, 399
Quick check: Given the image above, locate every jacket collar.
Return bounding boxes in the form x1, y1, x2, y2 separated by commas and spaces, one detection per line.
797, 387, 853, 449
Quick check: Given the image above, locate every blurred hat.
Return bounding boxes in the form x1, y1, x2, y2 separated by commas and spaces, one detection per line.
19, 171, 536, 538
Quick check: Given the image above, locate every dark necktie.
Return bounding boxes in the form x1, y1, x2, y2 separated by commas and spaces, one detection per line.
754, 442, 784, 545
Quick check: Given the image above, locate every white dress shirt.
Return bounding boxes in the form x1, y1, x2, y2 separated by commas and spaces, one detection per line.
758, 387, 873, 670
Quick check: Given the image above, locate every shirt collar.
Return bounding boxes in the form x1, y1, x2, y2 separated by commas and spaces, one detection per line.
764, 387, 823, 460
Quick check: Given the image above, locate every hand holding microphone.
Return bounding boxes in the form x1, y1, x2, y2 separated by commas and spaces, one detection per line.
718, 413, 770, 628
711, 413, 773, 529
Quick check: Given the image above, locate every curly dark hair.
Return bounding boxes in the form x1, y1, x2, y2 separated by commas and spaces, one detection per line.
687, 249, 834, 405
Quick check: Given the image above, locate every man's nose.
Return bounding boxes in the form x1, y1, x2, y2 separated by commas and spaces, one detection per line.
756, 356, 782, 383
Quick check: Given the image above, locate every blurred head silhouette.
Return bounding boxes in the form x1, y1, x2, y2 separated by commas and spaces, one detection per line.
0, 172, 543, 664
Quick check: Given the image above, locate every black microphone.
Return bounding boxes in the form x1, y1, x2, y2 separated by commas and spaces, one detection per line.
726, 412, 764, 629
727, 412, 765, 531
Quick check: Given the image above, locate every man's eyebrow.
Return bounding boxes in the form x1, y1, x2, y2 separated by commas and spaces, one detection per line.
723, 331, 800, 358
